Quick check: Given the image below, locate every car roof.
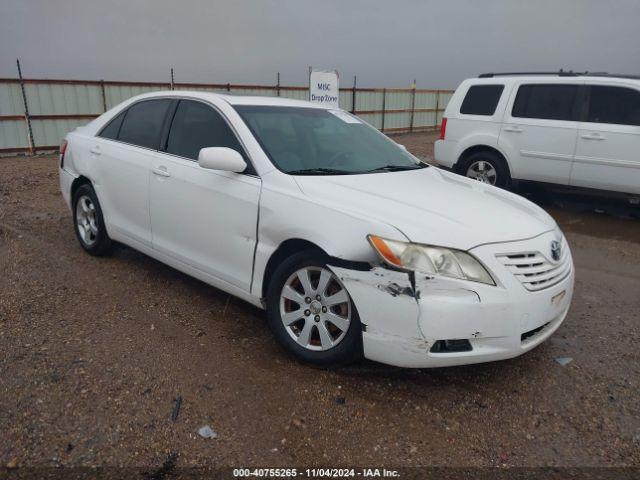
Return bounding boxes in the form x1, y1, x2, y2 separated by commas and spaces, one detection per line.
128, 90, 330, 109
466, 74, 640, 85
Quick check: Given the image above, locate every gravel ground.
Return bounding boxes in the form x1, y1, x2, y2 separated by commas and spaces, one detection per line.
1, 132, 639, 474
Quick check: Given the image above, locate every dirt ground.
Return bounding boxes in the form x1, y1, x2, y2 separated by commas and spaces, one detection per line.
1, 132, 639, 474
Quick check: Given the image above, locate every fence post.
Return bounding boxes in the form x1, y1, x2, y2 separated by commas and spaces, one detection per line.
276, 72, 281, 97
434, 89, 440, 130
409, 79, 416, 133
16, 59, 35, 155
170, 68, 175, 90
381, 88, 386, 132
100, 80, 107, 112
351, 75, 357, 114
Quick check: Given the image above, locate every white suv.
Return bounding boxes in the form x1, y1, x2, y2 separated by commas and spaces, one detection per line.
435, 72, 640, 198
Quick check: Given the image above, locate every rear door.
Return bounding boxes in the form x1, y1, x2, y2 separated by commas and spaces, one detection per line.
94, 98, 172, 246
149, 99, 260, 292
571, 84, 640, 194
499, 82, 582, 184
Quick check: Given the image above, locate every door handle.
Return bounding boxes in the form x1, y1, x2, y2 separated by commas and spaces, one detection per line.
90, 146, 101, 155
504, 126, 523, 133
152, 167, 171, 178
580, 133, 605, 141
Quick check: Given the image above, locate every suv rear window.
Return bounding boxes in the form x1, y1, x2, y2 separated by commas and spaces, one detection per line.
587, 86, 640, 126
460, 85, 504, 115
117, 99, 172, 149
512, 84, 578, 121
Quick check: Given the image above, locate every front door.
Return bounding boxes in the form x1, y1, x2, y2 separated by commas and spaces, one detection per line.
571, 84, 640, 195
498, 82, 582, 184
149, 99, 260, 292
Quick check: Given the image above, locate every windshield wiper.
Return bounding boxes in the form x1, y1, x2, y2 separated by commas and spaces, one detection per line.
364, 164, 427, 173
288, 167, 354, 175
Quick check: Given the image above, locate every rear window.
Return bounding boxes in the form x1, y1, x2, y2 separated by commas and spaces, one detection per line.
586, 86, 640, 126
512, 84, 578, 121
117, 99, 172, 149
460, 85, 504, 115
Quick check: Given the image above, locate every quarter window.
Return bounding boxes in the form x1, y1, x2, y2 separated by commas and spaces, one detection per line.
512, 84, 578, 121
460, 85, 504, 115
99, 111, 125, 140
117, 99, 172, 149
166, 100, 244, 161
586, 86, 640, 126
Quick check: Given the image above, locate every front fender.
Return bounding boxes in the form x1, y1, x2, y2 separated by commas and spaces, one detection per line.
251, 176, 407, 298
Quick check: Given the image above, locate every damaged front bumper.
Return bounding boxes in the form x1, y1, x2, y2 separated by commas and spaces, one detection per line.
329, 240, 574, 368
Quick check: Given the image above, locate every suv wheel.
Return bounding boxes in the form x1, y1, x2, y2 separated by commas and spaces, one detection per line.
266, 250, 362, 366
458, 150, 510, 188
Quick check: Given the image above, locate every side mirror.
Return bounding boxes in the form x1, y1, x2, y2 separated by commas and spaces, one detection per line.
398, 144, 408, 152
198, 147, 247, 173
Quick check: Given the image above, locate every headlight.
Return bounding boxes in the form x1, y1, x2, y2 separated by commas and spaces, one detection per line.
368, 235, 495, 285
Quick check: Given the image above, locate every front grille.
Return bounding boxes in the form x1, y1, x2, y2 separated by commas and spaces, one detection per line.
496, 242, 571, 291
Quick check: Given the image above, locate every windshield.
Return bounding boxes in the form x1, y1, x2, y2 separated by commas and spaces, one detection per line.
234, 106, 427, 175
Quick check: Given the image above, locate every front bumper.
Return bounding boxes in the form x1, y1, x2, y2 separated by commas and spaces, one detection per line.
329, 231, 574, 368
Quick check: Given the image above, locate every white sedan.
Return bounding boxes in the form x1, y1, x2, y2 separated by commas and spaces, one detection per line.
59, 91, 574, 368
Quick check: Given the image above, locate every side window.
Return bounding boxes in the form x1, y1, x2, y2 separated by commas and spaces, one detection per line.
460, 85, 504, 115
98, 111, 125, 140
166, 100, 245, 161
586, 86, 640, 126
117, 99, 172, 149
512, 84, 578, 121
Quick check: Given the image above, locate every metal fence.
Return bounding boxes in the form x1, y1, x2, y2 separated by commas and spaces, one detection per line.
0, 75, 452, 156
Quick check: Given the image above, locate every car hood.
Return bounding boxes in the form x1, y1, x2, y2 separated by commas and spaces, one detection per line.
293, 167, 557, 251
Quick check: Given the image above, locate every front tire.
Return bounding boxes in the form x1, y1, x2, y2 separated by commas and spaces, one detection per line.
72, 183, 113, 256
457, 150, 511, 188
266, 251, 362, 366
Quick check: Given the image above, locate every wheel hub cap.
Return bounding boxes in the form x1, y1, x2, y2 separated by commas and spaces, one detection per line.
309, 300, 322, 315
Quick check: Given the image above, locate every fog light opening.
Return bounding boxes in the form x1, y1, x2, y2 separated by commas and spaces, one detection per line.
430, 339, 473, 353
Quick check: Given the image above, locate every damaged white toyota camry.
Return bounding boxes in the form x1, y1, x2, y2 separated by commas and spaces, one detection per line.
59, 91, 574, 368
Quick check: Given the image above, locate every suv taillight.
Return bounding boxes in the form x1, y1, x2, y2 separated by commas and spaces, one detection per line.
59, 140, 68, 168
439, 117, 447, 140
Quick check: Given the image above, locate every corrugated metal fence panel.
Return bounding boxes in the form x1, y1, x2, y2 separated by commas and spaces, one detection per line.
0, 82, 25, 116
414, 91, 437, 110
31, 118, 89, 147
104, 84, 167, 110
279, 88, 309, 101
1, 77, 453, 154
357, 112, 383, 129
24, 83, 103, 115
413, 111, 437, 129
385, 90, 412, 111
230, 87, 278, 97
0, 120, 29, 150
355, 90, 384, 112
384, 112, 412, 130
339, 90, 353, 110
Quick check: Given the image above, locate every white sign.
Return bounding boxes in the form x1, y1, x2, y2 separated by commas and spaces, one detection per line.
309, 70, 339, 109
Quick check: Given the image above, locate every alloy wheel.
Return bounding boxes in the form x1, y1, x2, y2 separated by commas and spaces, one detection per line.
75, 194, 99, 246
279, 266, 351, 351
466, 160, 498, 185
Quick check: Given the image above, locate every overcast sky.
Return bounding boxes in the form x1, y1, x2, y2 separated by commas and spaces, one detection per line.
1, 0, 639, 89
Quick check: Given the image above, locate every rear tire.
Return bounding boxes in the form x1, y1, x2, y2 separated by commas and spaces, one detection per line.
457, 150, 511, 189
72, 183, 113, 256
266, 250, 363, 366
